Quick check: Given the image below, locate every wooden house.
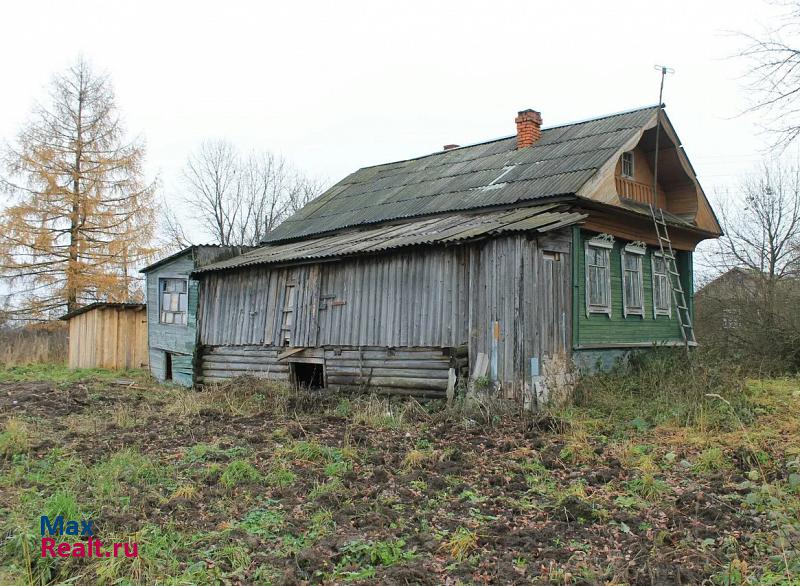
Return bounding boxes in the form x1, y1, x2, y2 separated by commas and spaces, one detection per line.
190, 106, 722, 403
60, 302, 148, 370
139, 245, 251, 385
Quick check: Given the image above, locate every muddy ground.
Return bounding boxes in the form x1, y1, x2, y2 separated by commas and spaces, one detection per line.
1, 375, 798, 585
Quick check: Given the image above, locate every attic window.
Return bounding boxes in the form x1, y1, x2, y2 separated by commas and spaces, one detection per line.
621, 151, 634, 178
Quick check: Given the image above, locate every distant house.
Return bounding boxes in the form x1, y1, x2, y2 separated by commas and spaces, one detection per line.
139, 245, 251, 385
695, 268, 756, 330
187, 105, 721, 403
695, 267, 800, 332
60, 302, 148, 370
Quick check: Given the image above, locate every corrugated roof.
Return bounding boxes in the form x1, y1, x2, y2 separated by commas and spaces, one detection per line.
265, 106, 658, 243
139, 245, 255, 273
196, 204, 586, 273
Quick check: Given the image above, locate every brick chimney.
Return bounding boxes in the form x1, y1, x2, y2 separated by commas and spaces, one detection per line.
443, 144, 460, 150
515, 109, 542, 149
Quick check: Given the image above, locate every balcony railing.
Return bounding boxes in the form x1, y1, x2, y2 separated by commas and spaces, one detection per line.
616, 176, 656, 206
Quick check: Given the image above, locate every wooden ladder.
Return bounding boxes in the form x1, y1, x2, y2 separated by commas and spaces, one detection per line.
649, 204, 696, 347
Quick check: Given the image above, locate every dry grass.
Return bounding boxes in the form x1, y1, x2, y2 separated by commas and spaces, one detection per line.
401, 449, 435, 470
0, 418, 31, 458
351, 396, 412, 429
170, 484, 198, 501
440, 527, 479, 561
0, 324, 67, 366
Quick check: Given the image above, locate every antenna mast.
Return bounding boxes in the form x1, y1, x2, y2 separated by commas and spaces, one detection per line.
652, 65, 674, 207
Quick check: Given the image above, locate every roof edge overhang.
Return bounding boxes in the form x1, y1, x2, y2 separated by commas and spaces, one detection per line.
194, 200, 586, 276
59, 302, 146, 321
139, 246, 195, 274
261, 194, 579, 247
576, 107, 723, 237
575, 198, 719, 250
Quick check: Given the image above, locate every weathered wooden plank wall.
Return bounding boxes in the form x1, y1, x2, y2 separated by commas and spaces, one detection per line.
196, 231, 571, 396
67, 307, 148, 370
198, 265, 321, 347
317, 248, 469, 347
198, 247, 470, 349
200, 346, 288, 382
468, 233, 571, 399
199, 345, 455, 397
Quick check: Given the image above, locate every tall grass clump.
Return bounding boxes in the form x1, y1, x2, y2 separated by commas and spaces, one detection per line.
0, 418, 31, 458
574, 347, 751, 429
0, 323, 67, 366
202, 375, 326, 417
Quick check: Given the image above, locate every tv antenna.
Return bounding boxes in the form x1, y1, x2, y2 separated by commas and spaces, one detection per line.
652, 65, 674, 208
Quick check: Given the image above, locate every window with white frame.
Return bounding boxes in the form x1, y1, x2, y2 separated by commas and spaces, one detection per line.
280, 284, 296, 346
160, 278, 188, 325
621, 151, 634, 178
621, 243, 645, 317
651, 253, 672, 317
585, 235, 613, 316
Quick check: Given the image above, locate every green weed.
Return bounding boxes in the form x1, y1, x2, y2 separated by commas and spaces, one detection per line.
310, 509, 336, 537
282, 440, 338, 462
694, 447, 730, 473
95, 524, 183, 584
216, 544, 251, 573
336, 538, 416, 577
333, 398, 352, 417
266, 466, 297, 488
324, 459, 352, 477
0, 363, 148, 383
220, 460, 260, 488
351, 396, 409, 429
625, 473, 670, 501
43, 490, 82, 521
240, 502, 285, 537
308, 478, 345, 501
92, 448, 164, 501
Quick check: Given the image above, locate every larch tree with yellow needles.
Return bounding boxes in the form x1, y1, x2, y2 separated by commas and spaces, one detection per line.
0, 58, 158, 320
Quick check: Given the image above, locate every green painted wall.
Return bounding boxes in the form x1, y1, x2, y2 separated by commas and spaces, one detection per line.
572, 227, 693, 348
144, 251, 198, 386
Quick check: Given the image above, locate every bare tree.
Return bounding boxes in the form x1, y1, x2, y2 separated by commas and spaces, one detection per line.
738, 2, 800, 147
180, 140, 324, 246
159, 202, 192, 252
716, 160, 800, 280
286, 173, 327, 216
234, 152, 291, 245
698, 159, 800, 371
182, 140, 241, 245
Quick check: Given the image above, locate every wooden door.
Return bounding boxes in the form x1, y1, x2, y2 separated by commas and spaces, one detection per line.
540, 250, 568, 357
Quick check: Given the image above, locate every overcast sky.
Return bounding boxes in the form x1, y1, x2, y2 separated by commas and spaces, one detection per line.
0, 0, 787, 256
